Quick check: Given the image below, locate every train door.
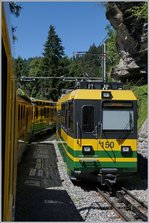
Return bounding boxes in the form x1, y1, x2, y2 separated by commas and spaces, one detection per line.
76, 100, 99, 154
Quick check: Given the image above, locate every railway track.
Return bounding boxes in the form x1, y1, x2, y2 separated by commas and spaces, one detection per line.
96, 186, 148, 222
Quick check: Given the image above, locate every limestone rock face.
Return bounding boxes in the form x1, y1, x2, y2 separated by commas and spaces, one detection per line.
106, 2, 147, 83
138, 119, 148, 159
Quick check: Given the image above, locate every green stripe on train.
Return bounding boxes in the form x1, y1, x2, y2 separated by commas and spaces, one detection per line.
57, 136, 137, 158
57, 141, 137, 172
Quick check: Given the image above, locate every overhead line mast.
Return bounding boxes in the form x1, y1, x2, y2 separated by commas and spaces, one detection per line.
20, 44, 107, 83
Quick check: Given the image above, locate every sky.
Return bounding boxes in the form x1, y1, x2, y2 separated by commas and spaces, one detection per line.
11, 2, 110, 59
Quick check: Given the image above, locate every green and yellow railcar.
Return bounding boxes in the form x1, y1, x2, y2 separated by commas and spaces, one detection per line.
17, 89, 33, 162
31, 98, 56, 136
57, 81, 138, 184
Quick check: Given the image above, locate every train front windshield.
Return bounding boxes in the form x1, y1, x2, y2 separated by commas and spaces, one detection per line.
102, 102, 134, 131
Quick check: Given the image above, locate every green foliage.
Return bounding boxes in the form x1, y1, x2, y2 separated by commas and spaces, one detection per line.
132, 85, 148, 131
28, 57, 42, 77
68, 57, 84, 78
9, 2, 22, 17
68, 25, 120, 80
9, 2, 22, 43
126, 3, 148, 20
40, 25, 65, 101
15, 56, 28, 81
123, 83, 148, 131
42, 25, 64, 76
83, 44, 102, 78
14, 21, 121, 101
105, 25, 120, 75
68, 44, 103, 79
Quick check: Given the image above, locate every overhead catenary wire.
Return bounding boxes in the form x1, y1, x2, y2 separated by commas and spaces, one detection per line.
21, 33, 110, 83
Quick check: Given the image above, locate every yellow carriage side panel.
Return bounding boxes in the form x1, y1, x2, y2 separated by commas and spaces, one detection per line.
2, 3, 17, 220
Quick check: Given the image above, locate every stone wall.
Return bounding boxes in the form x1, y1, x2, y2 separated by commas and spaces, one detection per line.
137, 119, 148, 178
138, 119, 148, 159
106, 2, 147, 83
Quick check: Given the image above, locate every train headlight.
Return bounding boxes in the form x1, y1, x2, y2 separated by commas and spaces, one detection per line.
121, 146, 131, 152
102, 91, 112, 99
82, 146, 94, 155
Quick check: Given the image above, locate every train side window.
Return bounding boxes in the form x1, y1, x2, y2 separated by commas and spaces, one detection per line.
47, 108, 49, 118
20, 105, 23, 127
44, 108, 46, 117
51, 109, 53, 121
61, 104, 65, 127
34, 108, 35, 119
21, 106, 23, 120
22, 106, 24, 120
18, 105, 20, 129
26, 109, 28, 130
40, 108, 44, 116
82, 106, 94, 132
63, 104, 67, 129
35, 107, 38, 119
18, 105, 20, 121
68, 102, 73, 132
49, 108, 51, 119
24, 106, 25, 119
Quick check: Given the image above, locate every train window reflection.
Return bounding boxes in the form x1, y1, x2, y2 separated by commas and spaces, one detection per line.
103, 110, 134, 130
82, 106, 94, 132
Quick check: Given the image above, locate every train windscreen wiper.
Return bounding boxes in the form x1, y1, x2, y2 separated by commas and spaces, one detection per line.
117, 120, 133, 141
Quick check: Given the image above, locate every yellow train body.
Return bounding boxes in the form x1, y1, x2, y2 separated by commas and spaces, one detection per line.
17, 90, 33, 162
57, 86, 138, 182
31, 99, 56, 136
2, 4, 57, 220
2, 3, 17, 220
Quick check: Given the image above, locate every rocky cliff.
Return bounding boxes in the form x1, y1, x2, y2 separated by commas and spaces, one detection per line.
106, 2, 147, 83
138, 119, 148, 159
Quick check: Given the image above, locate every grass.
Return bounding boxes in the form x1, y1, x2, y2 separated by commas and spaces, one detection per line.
131, 85, 148, 131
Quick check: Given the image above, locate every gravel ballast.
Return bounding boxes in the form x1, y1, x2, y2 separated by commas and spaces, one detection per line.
53, 141, 148, 222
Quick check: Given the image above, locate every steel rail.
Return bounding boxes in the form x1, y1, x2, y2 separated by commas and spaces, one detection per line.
116, 191, 148, 222
96, 187, 130, 222
121, 187, 148, 209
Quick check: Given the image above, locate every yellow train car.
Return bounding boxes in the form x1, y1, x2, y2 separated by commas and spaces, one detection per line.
17, 89, 33, 162
2, 3, 57, 220
2, 2, 18, 220
57, 81, 138, 184
31, 98, 56, 137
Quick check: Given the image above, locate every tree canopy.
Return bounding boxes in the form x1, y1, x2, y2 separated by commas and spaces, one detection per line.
15, 18, 120, 100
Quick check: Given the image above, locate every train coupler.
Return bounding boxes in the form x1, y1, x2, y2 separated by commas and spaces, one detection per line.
99, 168, 119, 186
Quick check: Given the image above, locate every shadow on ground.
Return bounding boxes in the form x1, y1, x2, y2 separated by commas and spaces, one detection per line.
15, 143, 83, 221
32, 128, 56, 142
15, 187, 83, 221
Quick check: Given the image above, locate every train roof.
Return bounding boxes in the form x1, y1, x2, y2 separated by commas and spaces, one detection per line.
57, 89, 137, 104
17, 89, 31, 102
31, 98, 56, 106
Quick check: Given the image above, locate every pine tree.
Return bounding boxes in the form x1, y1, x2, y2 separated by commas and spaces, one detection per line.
15, 56, 28, 81
83, 44, 102, 77
41, 25, 64, 101
9, 2, 22, 42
